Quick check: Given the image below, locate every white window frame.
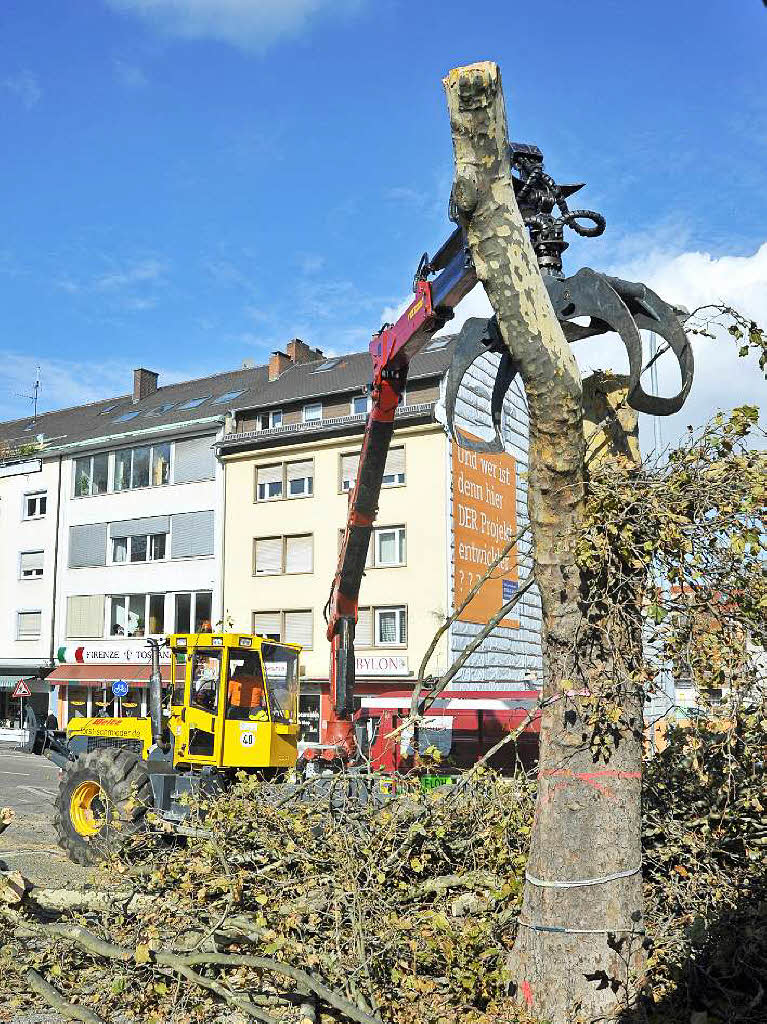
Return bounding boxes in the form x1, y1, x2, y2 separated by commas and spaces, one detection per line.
381, 446, 406, 488
253, 535, 314, 576
351, 394, 369, 416
173, 591, 213, 633
108, 594, 166, 638
255, 463, 283, 502
303, 402, 322, 423
341, 447, 405, 493
251, 610, 313, 649
73, 453, 109, 498
16, 609, 42, 641
373, 526, 406, 567
286, 459, 313, 498
374, 605, 407, 647
22, 491, 47, 520
19, 550, 44, 580
255, 461, 314, 502
110, 533, 167, 565
112, 442, 172, 493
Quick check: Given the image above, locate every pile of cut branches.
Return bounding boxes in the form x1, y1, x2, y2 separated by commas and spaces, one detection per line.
0, 773, 538, 1024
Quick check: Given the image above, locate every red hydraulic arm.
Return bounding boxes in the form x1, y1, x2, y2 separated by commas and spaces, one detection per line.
316, 227, 477, 761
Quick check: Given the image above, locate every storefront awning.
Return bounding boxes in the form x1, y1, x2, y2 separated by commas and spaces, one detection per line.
0, 675, 35, 691
47, 665, 172, 686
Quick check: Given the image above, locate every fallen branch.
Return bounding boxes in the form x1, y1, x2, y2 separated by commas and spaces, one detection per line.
16, 920, 385, 1024
25, 967, 105, 1024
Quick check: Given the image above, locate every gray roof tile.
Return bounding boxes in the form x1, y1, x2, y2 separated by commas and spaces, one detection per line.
0, 337, 457, 457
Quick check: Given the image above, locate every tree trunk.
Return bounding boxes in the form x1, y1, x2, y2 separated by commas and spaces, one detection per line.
443, 62, 645, 1022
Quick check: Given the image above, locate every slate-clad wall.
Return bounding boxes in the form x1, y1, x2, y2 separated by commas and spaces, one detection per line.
444, 351, 543, 690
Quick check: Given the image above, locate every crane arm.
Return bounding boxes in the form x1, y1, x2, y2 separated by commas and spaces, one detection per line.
319, 228, 476, 759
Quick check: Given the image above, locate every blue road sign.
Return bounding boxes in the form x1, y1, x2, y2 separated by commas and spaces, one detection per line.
502, 579, 519, 601
112, 679, 129, 698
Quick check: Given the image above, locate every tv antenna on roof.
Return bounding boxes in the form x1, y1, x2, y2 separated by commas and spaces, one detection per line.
17, 366, 42, 422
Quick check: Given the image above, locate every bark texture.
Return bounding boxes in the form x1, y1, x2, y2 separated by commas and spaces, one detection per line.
444, 62, 645, 1023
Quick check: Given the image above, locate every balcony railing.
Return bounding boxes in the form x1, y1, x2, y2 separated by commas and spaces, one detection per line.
218, 401, 437, 449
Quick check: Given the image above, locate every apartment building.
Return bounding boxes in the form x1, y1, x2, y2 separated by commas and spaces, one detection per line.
0, 451, 61, 723
219, 337, 542, 748
0, 333, 543, 756
0, 364, 268, 728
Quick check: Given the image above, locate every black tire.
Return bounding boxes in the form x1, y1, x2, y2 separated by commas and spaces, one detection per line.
54, 748, 153, 865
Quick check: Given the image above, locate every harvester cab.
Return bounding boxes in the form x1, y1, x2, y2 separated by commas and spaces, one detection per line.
23, 632, 301, 864
166, 632, 300, 771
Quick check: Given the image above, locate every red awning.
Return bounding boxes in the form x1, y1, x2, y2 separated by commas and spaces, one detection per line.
47, 665, 172, 686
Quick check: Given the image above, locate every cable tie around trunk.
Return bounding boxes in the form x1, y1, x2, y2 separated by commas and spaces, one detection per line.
524, 864, 641, 888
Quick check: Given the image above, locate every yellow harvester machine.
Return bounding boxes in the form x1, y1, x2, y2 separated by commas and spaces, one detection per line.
24, 632, 301, 863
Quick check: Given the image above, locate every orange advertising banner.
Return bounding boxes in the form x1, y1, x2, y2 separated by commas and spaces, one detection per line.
451, 440, 518, 627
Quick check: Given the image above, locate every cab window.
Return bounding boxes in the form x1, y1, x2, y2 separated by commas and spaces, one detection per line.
171, 651, 187, 706
227, 651, 268, 720
261, 643, 299, 724
190, 651, 221, 713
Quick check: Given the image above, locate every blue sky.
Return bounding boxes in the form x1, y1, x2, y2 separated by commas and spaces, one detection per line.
1, 0, 765, 434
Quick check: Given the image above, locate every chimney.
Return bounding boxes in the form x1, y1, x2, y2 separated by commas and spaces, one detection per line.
268, 351, 291, 382
286, 338, 323, 364
133, 368, 158, 403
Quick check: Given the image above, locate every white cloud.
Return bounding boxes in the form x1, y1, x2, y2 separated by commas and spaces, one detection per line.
104, 0, 362, 51
3, 70, 42, 109
404, 241, 767, 447
113, 59, 149, 89
55, 257, 169, 311
95, 258, 167, 291
0, 353, 136, 423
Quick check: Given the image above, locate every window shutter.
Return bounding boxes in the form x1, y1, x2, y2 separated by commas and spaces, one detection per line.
340, 453, 360, 490
173, 435, 216, 484
20, 551, 44, 573
110, 516, 170, 539
285, 535, 313, 573
286, 460, 312, 482
385, 447, 405, 477
66, 595, 105, 638
17, 611, 42, 638
257, 464, 282, 486
356, 608, 372, 647
170, 511, 214, 558
69, 524, 108, 568
252, 612, 281, 638
254, 537, 283, 575
284, 610, 313, 648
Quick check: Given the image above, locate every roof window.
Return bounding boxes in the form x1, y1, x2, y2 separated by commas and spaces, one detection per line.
114, 410, 140, 423
212, 390, 245, 405
424, 337, 451, 352
144, 403, 178, 418
177, 395, 211, 410
310, 358, 342, 373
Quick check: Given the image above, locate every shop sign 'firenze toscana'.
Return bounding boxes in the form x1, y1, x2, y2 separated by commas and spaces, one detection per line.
57, 644, 172, 664
451, 441, 519, 627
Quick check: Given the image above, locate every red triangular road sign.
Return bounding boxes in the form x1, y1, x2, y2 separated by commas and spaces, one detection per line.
12, 680, 32, 698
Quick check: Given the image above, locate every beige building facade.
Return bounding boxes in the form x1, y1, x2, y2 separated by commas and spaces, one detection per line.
222, 420, 450, 684
219, 337, 542, 748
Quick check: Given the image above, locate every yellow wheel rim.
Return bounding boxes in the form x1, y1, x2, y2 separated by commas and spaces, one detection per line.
69, 781, 106, 837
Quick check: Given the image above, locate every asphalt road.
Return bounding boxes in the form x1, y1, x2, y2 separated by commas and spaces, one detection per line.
0, 745, 89, 888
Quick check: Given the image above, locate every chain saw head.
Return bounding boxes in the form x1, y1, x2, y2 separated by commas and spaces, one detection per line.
444, 142, 693, 452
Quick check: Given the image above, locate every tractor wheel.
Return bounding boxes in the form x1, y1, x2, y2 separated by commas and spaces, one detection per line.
54, 748, 153, 865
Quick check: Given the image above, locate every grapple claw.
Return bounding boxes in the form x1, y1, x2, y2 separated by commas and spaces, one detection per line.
445, 317, 519, 453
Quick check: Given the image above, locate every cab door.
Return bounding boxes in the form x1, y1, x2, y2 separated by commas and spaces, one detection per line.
176, 648, 225, 766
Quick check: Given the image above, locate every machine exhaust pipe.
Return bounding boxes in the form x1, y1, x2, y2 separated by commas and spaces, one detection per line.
146, 637, 164, 746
